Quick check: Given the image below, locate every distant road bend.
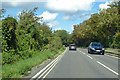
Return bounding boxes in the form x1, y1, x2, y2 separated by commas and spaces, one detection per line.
30, 48, 119, 80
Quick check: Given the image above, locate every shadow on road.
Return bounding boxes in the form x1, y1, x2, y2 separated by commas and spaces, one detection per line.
88, 53, 103, 55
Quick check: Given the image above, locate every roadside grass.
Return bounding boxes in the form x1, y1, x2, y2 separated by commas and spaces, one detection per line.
105, 48, 120, 52
0, 53, 2, 80
2, 47, 65, 78
105, 51, 120, 57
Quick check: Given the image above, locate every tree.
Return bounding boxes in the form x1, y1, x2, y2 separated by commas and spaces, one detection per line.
16, 7, 44, 51
71, 1, 120, 48
2, 17, 18, 52
54, 30, 69, 46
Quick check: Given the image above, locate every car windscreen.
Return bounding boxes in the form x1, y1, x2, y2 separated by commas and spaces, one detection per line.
92, 43, 102, 48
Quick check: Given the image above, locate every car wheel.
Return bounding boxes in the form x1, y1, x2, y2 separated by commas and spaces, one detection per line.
102, 52, 104, 55
88, 50, 91, 54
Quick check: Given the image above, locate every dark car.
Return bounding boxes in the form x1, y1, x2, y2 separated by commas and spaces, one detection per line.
88, 42, 104, 55
69, 44, 77, 50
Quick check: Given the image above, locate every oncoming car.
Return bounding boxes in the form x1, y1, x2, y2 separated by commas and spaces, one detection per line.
69, 44, 77, 50
88, 42, 104, 55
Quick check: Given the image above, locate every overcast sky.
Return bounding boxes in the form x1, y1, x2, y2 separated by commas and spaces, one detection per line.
1, 0, 117, 33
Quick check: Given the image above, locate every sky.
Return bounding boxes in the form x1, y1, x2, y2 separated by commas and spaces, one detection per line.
1, 0, 118, 33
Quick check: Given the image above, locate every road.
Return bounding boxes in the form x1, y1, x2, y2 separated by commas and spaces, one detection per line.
31, 48, 119, 80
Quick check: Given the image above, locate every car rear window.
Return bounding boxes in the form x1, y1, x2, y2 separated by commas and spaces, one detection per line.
70, 44, 76, 46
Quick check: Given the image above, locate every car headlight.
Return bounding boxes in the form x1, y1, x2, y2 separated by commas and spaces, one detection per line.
102, 48, 104, 50
91, 48, 95, 50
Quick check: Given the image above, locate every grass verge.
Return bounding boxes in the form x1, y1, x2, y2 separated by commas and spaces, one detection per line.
2, 47, 66, 78
105, 51, 119, 57
0, 53, 2, 80
105, 48, 120, 52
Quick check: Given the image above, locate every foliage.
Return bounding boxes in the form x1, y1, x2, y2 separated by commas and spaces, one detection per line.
54, 30, 70, 46
111, 32, 120, 48
48, 36, 63, 51
71, 1, 120, 48
2, 47, 65, 78
1, 7, 64, 65
2, 17, 18, 52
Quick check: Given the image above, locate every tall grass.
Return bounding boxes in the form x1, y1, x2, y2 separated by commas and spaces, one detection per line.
2, 47, 65, 78
0, 53, 2, 80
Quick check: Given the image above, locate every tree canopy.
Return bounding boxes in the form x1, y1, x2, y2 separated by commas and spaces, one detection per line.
71, 1, 120, 48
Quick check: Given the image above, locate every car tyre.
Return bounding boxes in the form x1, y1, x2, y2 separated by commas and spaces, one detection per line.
88, 50, 91, 54
102, 52, 104, 55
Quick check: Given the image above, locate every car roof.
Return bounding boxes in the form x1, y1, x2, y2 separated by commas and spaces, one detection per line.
70, 44, 76, 45
91, 42, 101, 44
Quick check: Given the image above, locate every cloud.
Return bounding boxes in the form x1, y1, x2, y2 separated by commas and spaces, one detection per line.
46, 23, 53, 28
62, 16, 70, 20
46, 21, 59, 28
2, 2, 43, 8
17, 11, 22, 16
80, 13, 92, 19
39, 11, 58, 22
2, 0, 118, 9
95, 0, 119, 2
99, 2, 111, 10
43, 0, 96, 21
71, 26, 74, 30
45, 0, 96, 14
51, 21, 59, 26
2, 0, 47, 2
55, 27, 62, 31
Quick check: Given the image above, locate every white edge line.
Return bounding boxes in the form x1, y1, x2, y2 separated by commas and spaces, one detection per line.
31, 55, 59, 79
30, 48, 67, 79
42, 53, 63, 79
97, 61, 119, 75
38, 55, 61, 78
105, 54, 119, 59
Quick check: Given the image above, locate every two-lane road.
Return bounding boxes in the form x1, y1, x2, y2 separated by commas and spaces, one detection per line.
44, 48, 119, 79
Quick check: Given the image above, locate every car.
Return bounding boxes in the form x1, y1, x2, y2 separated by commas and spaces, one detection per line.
88, 42, 104, 55
69, 44, 77, 50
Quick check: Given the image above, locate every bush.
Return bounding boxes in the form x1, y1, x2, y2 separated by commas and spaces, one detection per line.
2, 51, 19, 65
48, 36, 63, 51
111, 32, 120, 48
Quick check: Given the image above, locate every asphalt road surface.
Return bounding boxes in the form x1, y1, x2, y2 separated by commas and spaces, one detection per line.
45, 48, 119, 78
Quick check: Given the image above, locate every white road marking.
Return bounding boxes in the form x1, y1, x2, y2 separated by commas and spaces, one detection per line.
87, 55, 93, 59
80, 50, 93, 59
82, 52, 85, 54
37, 55, 60, 79
105, 54, 119, 59
30, 48, 67, 80
97, 61, 119, 75
80, 51, 85, 54
42, 54, 63, 80
80, 49, 119, 76
30, 56, 59, 79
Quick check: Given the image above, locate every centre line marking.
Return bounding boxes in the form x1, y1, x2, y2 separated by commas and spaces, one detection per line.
81, 51, 85, 54
97, 61, 119, 75
87, 55, 93, 59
